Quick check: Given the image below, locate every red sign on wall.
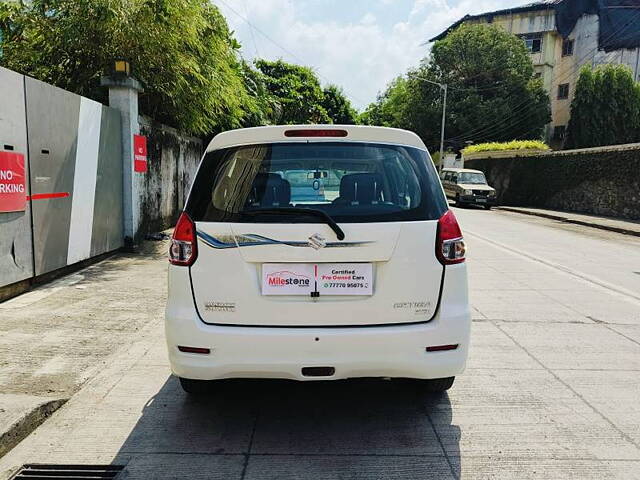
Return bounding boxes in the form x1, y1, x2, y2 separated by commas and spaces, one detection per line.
0, 151, 27, 213
134, 134, 148, 173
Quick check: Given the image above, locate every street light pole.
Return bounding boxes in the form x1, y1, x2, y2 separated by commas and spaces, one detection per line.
438, 83, 447, 174
414, 76, 447, 173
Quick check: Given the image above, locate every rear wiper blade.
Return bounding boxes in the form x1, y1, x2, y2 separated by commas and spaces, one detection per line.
239, 207, 345, 240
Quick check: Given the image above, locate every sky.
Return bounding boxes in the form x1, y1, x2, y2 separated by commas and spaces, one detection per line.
213, 0, 527, 111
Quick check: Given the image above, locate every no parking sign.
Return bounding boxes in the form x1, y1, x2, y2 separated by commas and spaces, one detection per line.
0, 151, 26, 213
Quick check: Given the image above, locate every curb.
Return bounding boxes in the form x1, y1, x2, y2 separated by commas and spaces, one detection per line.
0, 399, 67, 459
496, 207, 640, 238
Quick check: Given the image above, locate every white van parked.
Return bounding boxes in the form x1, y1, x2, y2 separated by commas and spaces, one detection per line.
165, 125, 470, 394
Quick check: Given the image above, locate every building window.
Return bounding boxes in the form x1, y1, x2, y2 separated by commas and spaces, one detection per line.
534, 72, 542, 79
553, 126, 567, 140
557, 83, 570, 100
562, 39, 574, 56
521, 34, 542, 53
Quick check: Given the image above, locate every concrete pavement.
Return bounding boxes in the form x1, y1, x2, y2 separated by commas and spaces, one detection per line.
1, 208, 640, 479
0, 240, 168, 459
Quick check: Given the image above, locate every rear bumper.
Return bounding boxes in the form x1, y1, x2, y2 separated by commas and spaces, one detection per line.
166, 322, 469, 381
165, 264, 471, 381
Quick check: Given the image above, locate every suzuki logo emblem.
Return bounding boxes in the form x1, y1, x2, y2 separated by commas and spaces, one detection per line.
308, 233, 326, 250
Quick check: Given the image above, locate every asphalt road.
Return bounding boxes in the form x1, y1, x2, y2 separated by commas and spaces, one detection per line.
1, 208, 640, 479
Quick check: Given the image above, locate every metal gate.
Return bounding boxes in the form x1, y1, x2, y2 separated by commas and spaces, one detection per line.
0, 67, 123, 288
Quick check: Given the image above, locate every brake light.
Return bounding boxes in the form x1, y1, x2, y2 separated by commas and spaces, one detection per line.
169, 212, 197, 266
436, 210, 466, 265
284, 129, 348, 137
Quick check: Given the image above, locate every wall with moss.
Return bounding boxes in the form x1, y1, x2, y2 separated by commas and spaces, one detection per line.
465, 144, 640, 220
138, 117, 203, 236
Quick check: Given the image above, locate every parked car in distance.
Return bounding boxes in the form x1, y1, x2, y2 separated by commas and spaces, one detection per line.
441, 168, 497, 209
165, 125, 471, 395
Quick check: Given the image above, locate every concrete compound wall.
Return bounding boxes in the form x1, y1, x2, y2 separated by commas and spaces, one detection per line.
465, 143, 640, 220
137, 117, 202, 236
1, 67, 124, 290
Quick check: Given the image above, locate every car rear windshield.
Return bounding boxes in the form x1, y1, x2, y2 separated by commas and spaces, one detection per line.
185, 142, 447, 223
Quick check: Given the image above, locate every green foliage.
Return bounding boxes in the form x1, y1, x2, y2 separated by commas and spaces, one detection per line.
362, 24, 551, 151
237, 60, 279, 128
462, 140, 550, 154
0, 0, 253, 135
321, 85, 357, 124
255, 59, 330, 124
566, 64, 640, 149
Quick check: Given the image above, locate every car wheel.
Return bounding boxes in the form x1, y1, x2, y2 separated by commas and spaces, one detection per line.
484, 205, 492, 210
454, 195, 463, 207
417, 376, 455, 392
179, 377, 212, 395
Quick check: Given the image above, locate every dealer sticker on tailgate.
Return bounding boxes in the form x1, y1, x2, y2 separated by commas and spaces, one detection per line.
262, 263, 373, 296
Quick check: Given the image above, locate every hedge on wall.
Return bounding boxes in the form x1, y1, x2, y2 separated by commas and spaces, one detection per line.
465, 147, 640, 220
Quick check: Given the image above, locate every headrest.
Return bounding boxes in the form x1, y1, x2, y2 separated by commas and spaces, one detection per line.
249, 173, 291, 207
338, 173, 383, 205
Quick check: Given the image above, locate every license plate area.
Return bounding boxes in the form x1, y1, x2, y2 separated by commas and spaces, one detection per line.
262, 263, 373, 296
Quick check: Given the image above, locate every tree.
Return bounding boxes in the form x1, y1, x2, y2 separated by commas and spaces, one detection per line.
426, 24, 550, 148
361, 24, 551, 151
321, 85, 357, 124
255, 59, 330, 124
237, 60, 279, 128
359, 77, 412, 128
566, 65, 640, 148
0, 0, 253, 135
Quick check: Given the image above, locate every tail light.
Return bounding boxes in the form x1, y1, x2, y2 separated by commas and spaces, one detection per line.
436, 210, 466, 265
169, 212, 197, 266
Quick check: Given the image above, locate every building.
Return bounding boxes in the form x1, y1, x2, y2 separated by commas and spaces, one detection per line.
430, 0, 640, 146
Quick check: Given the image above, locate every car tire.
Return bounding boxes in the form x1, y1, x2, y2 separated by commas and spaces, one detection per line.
484, 205, 492, 210
417, 376, 455, 392
179, 377, 212, 395
454, 195, 463, 207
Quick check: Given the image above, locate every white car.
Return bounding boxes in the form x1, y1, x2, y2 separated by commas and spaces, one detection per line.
165, 125, 470, 394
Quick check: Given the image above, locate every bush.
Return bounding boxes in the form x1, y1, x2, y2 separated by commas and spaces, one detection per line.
462, 140, 550, 155
566, 64, 640, 149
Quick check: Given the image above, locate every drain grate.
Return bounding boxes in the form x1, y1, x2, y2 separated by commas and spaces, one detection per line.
11, 464, 124, 479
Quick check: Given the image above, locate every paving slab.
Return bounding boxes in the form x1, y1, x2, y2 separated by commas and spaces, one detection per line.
244, 455, 456, 480
605, 324, 640, 346
250, 379, 444, 456
119, 454, 245, 480
535, 289, 640, 325
465, 321, 542, 370
554, 369, 640, 445
425, 369, 640, 461
452, 457, 640, 480
497, 322, 640, 370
